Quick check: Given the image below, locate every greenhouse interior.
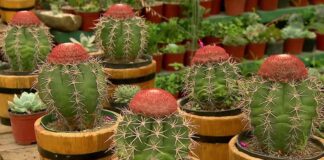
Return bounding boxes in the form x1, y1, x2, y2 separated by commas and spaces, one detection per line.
0, 0, 323, 160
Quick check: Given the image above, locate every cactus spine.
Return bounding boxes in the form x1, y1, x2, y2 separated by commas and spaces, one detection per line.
184, 45, 242, 111
95, 4, 147, 63
37, 43, 107, 131
114, 89, 194, 160
245, 54, 323, 153
2, 11, 52, 72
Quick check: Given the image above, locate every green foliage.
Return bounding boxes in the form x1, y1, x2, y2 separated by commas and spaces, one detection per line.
264, 25, 283, 43
308, 5, 324, 33
155, 69, 185, 95
147, 23, 160, 55
201, 19, 222, 38
8, 92, 46, 114
220, 18, 248, 46
113, 85, 140, 104
161, 43, 186, 54
67, 0, 101, 12
70, 33, 97, 52
244, 23, 268, 43
157, 18, 187, 44
281, 14, 314, 39
2, 25, 52, 72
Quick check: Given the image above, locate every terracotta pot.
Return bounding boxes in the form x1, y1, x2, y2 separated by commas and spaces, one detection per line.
200, 0, 213, 17
259, 0, 278, 11
245, 43, 266, 60
265, 41, 284, 55
163, 53, 185, 71
77, 12, 100, 31
303, 38, 316, 52
223, 45, 246, 61
144, 3, 163, 23
245, 0, 258, 12
291, 0, 309, 6
184, 50, 195, 66
211, 0, 221, 15
310, 0, 324, 4
9, 110, 46, 145
203, 36, 222, 45
284, 38, 304, 55
163, 3, 181, 19
153, 54, 163, 73
316, 32, 324, 51
224, 0, 246, 16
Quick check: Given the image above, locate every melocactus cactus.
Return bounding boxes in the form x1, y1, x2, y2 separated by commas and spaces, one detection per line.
37, 43, 107, 131
244, 54, 323, 153
114, 89, 194, 160
184, 45, 242, 111
2, 11, 52, 72
95, 4, 147, 63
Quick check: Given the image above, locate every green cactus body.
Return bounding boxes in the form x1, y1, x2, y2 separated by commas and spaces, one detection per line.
2, 11, 52, 72
95, 4, 147, 63
37, 43, 107, 131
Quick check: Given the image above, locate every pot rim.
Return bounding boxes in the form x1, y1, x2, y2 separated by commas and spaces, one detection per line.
103, 54, 152, 69
8, 109, 46, 117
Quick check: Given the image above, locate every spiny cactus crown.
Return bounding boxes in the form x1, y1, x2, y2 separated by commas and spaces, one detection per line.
191, 45, 230, 65
113, 85, 140, 104
115, 89, 194, 160
103, 4, 135, 19
37, 43, 107, 131
258, 54, 308, 83
10, 11, 41, 26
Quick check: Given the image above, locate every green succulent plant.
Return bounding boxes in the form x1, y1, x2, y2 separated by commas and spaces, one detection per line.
70, 33, 97, 52
244, 23, 268, 43
161, 43, 186, 54
113, 85, 140, 104
9, 92, 46, 114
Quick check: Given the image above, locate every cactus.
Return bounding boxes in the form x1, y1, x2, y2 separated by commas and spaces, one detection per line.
113, 85, 140, 104
8, 92, 46, 114
95, 4, 147, 63
114, 89, 194, 160
184, 45, 242, 111
244, 54, 323, 153
2, 11, 52, 72
37, 43, 107, 131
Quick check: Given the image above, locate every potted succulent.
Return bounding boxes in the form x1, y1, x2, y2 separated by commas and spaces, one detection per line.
180, 45, 247, 160
0, 11, 52, 125
95, 4, 156, 97
264, 24, 284, 55
8, 92, 46, 145
0, 0, 36, 23
34, 43, 120, 159
69, 33, 99, 56
162, 43, 186, 71
114, 88, 195, 159
244, 23, 268, 60
259, 0, 278, 11
224, 0, 246, 16
200, 0, 213, 17
229, 54, 324, 160
308, 6, 324, 51
163, 0, 182, 19
245, 0, 258, 12
303, 31, 317, 52
111, 85, 140, 113
201, 20, 222, 45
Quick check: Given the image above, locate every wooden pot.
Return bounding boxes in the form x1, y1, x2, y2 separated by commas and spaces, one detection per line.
0, 72, 37, 125
35, 110, 120, 160
179, 99, 247, 160
0, 0, 36, 23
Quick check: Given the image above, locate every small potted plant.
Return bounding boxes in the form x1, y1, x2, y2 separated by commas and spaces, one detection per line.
229, 54, 324, 160
303, 31, 317, 52
201, 20, 222, 45
224, 0, 246, 16
200, 0, 212, 17
8, 92, 46, 145
114, 88, 195, 159
259, 0, 278, 11
264, 24, 284, 55
180, 45, 247, 159
244, 23, 268, 60
0, 11, 52, 125
111, 85, 140, 113
308, 6, 324, 51
155, 66, 185, 98
70, 33, 99, 55
34, 43, 120, 159
162, 43, 186, 71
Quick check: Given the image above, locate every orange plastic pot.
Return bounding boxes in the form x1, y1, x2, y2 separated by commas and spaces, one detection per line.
224, 0, 246, 16
259, 0, 278, 11
200, 0, 213, 17
245, 43, 266, 60
77, 12, 100, 31
211, 0, 221, 15
316, 32, 324, 51
9, 110, 46, 145
144, 3, 163, 23
245, 0, 258, 11
284, 38, 304, 55
153, 54, 163, 73
163, 53, 184, 71
223, 45, 246, 61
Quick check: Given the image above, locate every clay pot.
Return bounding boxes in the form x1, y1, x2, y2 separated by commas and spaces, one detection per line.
200, 0, 213, 17
163, 53, 185, 71
203, 36, 222, 45
310, 0, 324, 4
245, 43, 266, 60
245, 0, 258, 12
163, 2, 181, 19
77, 12, 100, 31
144, 3, 163, 23
284, 38, 305, 55
9, 110, 46, 145
184, 50, 195, 66
223, 45, 246, 61
259, 0, 278, 11
291, 0, 309, 6
316, 32, 324, 51
211, 0, 221, 15
224, 0, 246, 16
153, 54, 163, 73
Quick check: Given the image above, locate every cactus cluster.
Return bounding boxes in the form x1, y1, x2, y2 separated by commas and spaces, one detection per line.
95, 4, 147, 63
114, 89, 194, 160
37, 43, 107, 131
184, 45, 242, 111
244, 54, 323, 154
2, 11, 52, 72
113, 85, 140, 104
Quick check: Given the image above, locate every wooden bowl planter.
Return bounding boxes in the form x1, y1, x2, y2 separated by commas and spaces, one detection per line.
200, 0, 213, 17
245, 43, 266, 60
76, 11, 100, 31
144, 2, 163, 23
0, 0, 35, 23
9, 110, 46, 145
224, 0, 246, 16
163, 2, 181, 19
211, 0, 221, 15
35, 110, 120, 160
284, 38, 305, 55
163, 53, 185, 71
259, 0, 278, 11
245, 0, 258, 12
265, 41, 284, 55
229, 131, 324, 160
316, 32, 324, 51
179, 99, 247, 160
223, 45, 246, 61
0, 72, 37, 125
